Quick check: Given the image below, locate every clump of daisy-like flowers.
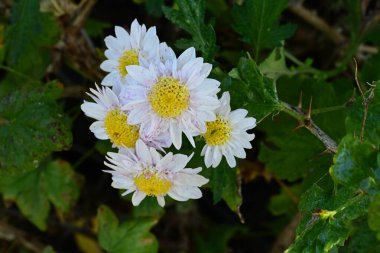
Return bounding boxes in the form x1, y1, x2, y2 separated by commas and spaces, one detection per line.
81, 20, 256, 207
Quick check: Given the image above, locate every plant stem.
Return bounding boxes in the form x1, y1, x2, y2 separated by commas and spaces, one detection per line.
311, 105, 346, 115
280, 101, 338, 153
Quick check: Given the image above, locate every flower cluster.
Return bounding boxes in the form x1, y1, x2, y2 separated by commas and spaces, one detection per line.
81, 20, 256, 207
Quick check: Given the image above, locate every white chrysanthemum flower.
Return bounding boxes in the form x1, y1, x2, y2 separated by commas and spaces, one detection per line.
201, 92, 256, 168
100, 19, 160, 87
104, 140, 209, 207
80, 85, 170, 150
120, 47, 221, 149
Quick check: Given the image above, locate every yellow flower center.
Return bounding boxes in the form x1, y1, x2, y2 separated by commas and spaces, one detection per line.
204, 117, 232, 146
134, 171, 171, 196
118, 50, 139, 77
149, 77, 190, 118
104, 109, 139, 148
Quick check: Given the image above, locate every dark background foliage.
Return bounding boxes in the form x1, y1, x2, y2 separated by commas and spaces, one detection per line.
1, 0, 380, 252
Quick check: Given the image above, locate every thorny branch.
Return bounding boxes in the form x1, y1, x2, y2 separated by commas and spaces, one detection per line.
280, 101, 338, 154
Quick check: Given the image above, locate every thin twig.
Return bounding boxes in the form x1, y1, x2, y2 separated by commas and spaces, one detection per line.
287, 2, 345, 44
287, 2, 378, 54
0, 221, 46, 253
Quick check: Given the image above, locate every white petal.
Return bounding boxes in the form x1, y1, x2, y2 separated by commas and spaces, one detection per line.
170, 122, 182, 149
212, 148, 223, 168
136, 140, 152, 164
229, 109, 248, 124
132, 191, 146, 206
157, 196, 165, 207
100, 60, 118, 72
126, 65, 156, 86
177, 47, 196, 69
225, 150, 237, 168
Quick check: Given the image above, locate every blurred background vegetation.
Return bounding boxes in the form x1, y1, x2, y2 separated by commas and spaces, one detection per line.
1, 0, 380, 252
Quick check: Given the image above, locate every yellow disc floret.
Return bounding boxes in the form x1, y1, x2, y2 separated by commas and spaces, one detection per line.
118, 50, 139, 77
149, 77, 190, 118
134, 171, 172, 196
104, 109, 139, 147
204, 116, 232, 146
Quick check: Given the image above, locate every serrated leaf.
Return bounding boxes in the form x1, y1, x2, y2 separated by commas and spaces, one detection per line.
210, 162, 242, 215
232, 0, 295, 60
4, 0, 59, 79
97, 205, 158, 253
330, 136, 377, 188
287, 186, 370, 253
222, 57, 281, 122
259, 114, 332, 181
259, 47, 289, 80
163, 0, 217, 61
368, 193, 380, 240
43, 160, 82, 213
0, 160, 81, 230
0, 82, 72, 170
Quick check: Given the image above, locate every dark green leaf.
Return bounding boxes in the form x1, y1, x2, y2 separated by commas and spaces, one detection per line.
4, 0, 59, 79
0, 160, 81, 230
287, 186, 370, 252
330, 136, 376, 187
210, 161, 242, 214
223, 57, 281, 122
368, 193, 380, 240
194, 224, 242, 253
232, 0, 295, 60
97, 205, 158, 253
0, 82, 72, 170
163, 0, 217, 61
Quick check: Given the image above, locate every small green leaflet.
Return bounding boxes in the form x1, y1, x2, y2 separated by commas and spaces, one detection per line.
222, 57, 281, 122
163, 0, 217, 61
97, 205, 158, 253
232, 0, 295, 61
0, 82, 72, 170
0, 160, 81, 230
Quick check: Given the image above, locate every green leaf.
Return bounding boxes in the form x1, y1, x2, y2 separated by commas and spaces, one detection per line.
43, 160, 82, 213
287, 186, 370, 253
346, 82, 380, 145
223, 57, 281, 122
85, 18, 112, 38
42, 246, 56, 253
97, 205, 158, 253
4, 0, 60, 79
209, 161, 242, 214
259, 114, 332, 181
268, 184, 302, 217
0, 160, 81, 230
194, 224, 242, 253
163, 0, 217, 61
232, 0, 295, 60
132, 197, 165, 219
259, 47, 289, 80
368, 193, 380, 240
340, 219, 380, 253
330, 136, 377, 188
0, 82, 72, 170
